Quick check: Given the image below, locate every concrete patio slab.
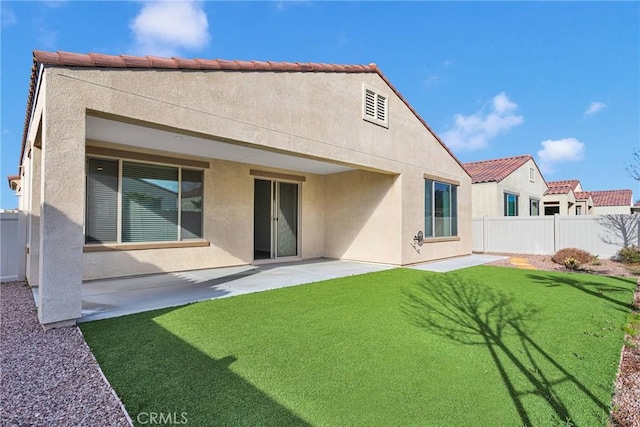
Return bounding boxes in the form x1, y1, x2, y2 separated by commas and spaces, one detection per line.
408, 254, 507, 273
78, 259, 394, 322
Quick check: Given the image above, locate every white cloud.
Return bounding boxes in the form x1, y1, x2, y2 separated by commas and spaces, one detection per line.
1, 6, 16, 26
440, 92, 524, 151
537, 137, 585, 173
130, 1, 210, 57
584, 101, 606, 117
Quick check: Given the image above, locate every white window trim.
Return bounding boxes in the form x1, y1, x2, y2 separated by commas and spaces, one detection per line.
529, 167, 536, 182
362, 83, 389, 128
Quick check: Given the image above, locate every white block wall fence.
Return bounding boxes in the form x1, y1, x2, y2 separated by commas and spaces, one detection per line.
473, 214, 640, 259
1, 211, 27, 282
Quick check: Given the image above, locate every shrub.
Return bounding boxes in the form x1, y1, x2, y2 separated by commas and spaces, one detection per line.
552, 248, 593, 266
564, 257, 581, 270
618, 245, 640, 265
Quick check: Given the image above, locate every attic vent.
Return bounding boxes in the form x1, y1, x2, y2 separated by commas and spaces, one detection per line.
363, 84, 389, 128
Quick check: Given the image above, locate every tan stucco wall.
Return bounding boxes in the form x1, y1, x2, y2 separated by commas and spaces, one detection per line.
471, 183, 499, 217
471, 159, 547, 217
38, 70, 85, 325
29, 65, 472, 313
323, 170, 402, 265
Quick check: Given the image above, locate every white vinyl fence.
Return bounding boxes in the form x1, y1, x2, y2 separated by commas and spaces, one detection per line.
1, 211, 27, 282
473, 214, 639, 258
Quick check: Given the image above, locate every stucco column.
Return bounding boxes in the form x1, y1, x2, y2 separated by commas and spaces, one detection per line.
27, 144, 41, 287
38, 77, 85, 328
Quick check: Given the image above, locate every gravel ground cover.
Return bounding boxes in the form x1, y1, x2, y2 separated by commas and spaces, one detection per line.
0, 281, 130, 427
486, 253, 640, 427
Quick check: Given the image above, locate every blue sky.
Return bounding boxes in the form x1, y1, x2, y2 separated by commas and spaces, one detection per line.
1, 1, 639, 208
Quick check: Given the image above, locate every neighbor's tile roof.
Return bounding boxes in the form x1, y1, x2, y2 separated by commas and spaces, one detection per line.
544, 186, 574, 195
574, 191, 592, 200
462, 155, 535, 184
19, 50, 469, 178
547, 180, 580, 189
544, 180, 581, 195
590, 189, 633, 207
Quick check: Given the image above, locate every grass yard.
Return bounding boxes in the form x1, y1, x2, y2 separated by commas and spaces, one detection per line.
80, 266, 636, 426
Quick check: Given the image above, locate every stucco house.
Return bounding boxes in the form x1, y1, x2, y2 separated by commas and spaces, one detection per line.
544, 180, 631, 215
590, 190, 633, 214
10, 50, 472, 328
543, 180, 593, 215
463, 155, 547, 217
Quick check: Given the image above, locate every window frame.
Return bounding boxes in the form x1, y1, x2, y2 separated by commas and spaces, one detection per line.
529, 198, 540, 216
529, 167, 536, 182
362, 83, 389, 128
85, 155, 204, 245
424, 177, 459, 239
504, 192, 519, 216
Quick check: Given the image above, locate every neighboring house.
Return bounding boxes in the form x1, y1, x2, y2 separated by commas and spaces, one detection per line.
544, 180, 631, 215
590, 190, 633, 214
543, 180, 591, 215
463, 155, 547, 217
10, 50, 472, 327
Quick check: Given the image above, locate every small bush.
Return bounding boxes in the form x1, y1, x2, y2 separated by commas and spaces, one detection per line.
618, 245, 640, 265
589, 255, 601, 266
552, 248, 593, 266
564, 257, 581, 270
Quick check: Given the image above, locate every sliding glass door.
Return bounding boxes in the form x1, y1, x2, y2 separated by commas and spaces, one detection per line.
254, 179, 299, 260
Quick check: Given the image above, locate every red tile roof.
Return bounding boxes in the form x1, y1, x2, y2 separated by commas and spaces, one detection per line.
544, 185, 574, 196
574, 191, 591, 200
462, 155, 536, 184
547, 180, 580, 190
590, 189, 632, 207
544, 180, 582, 195
19, 50, 469, 177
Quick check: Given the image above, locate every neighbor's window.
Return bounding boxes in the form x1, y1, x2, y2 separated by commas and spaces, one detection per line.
529, 167, 535, 182
504, 193, 519, 216
530, 199, 540, 216
576, 206, 582, 215
362, 84, 389, 128
85, 158, 203, 244
425, 179, 458, 238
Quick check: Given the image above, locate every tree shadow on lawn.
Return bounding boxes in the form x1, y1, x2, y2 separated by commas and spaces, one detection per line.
525, 273, 635, 312
81, 308, 310, 427
402, 275, 609, 426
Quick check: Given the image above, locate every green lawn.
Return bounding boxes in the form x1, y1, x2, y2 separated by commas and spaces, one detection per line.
80, 266, 636, 426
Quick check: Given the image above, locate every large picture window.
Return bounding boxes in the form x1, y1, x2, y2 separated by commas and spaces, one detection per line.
85, 158, 203, 244
425, 179, 458, 238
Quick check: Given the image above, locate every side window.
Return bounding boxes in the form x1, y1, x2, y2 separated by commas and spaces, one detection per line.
529, 199, 540, 216
425, 179, 458, 238
504, 193, 519, 216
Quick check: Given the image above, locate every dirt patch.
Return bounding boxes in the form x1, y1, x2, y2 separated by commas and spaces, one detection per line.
486, 253, 634, 277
